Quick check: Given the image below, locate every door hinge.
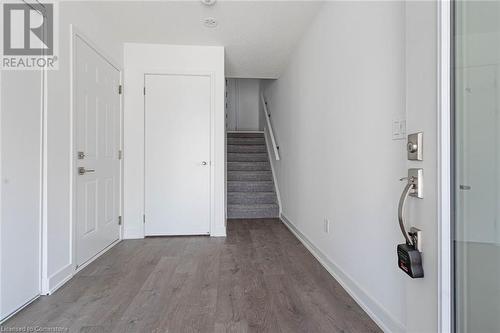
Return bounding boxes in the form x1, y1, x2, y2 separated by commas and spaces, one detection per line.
143, 87, 146, 95
118, 216, 122, 225
118, 85, 123, 95
118, 150, 123, 160
143, 214, 146, 223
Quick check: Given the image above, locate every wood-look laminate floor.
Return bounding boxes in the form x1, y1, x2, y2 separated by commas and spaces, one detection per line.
4, 219, 381, 333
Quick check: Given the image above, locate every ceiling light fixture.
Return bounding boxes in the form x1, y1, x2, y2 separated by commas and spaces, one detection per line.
200, 0, 216, 6
203, 17, 218, 28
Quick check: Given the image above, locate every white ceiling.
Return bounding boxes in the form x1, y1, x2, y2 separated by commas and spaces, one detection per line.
73, 1, 323, 78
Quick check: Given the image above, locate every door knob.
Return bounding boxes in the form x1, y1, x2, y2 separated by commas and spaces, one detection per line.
201, 161, 208, 166
78, 167, 95, 175
407, 142, 418, 153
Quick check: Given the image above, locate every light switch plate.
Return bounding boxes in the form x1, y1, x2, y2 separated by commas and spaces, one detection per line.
392, 117, 406, 140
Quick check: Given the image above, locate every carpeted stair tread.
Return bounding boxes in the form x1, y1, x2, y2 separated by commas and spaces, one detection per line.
228, 145, 267, 153
227, 181, 275, 192
227, 153, 268, 162
227, 171, 273, 181
228, 192, 277, 205
227, 204, 279, 219
227, 132, 264, 138
227, 137, 266, 145
227, 162, 271, 171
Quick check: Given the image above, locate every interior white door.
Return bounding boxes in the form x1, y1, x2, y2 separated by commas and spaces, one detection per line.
224, 79, 260, 131
145, 74, 211, 236
75, 36, 120, 267
234, 79, 260, 131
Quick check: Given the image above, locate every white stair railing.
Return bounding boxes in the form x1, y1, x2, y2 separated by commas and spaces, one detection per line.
260, 94, 280, 161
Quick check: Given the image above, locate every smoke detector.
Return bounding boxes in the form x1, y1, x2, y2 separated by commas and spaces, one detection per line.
203, 17, 218, 28
200, 0, 216, 6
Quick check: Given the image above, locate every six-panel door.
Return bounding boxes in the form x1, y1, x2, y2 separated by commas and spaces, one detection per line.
75, 36, 120, 267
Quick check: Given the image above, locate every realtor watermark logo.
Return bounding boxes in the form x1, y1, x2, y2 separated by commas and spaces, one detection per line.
1, 1, 59, 70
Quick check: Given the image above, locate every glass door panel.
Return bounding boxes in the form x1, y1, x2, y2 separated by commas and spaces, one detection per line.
454, 1, 500, 332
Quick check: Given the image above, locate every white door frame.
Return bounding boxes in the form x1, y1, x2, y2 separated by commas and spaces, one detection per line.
438, 1, 452, 332
68, 26, 124, 276
143, 70, 216, 236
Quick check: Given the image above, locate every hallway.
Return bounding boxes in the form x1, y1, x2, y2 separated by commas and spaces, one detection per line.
4, 219, 380, 333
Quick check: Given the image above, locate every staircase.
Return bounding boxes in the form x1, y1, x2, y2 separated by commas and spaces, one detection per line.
227, 132, 279, 219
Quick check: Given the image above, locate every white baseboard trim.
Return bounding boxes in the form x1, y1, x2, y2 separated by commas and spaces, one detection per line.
211, 223, 227, 237
210, 231, 227, 237
280, 214, 406, 333
123, 227, 145, 239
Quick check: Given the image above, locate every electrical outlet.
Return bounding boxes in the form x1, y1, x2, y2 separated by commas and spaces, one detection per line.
324, 218, 330, 234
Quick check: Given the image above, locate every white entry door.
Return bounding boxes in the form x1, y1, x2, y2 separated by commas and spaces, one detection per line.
145, 74, 211, 236
75, 36, 121, 267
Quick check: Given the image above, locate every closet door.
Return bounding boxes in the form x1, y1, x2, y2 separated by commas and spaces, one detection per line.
144, 74, 211, 236
0, 69, 42, 320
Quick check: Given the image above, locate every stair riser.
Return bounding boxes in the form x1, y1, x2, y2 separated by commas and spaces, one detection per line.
228, 145, 267, 153
227, 162, 270, 171
228, 182, 274, 192
228, 193, 277, 205
227, 133, 264, 138
227, 172, 273, 181
227, 138, 265, 145
227, 153, 268, 162
227, 207, 279, 219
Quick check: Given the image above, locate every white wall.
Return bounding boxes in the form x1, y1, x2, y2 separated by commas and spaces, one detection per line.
44, 2, 123, 293
123, 43, 225, 239
226, 78, 261, 131
264, 2, 444, 332
263, 2, 407, 332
